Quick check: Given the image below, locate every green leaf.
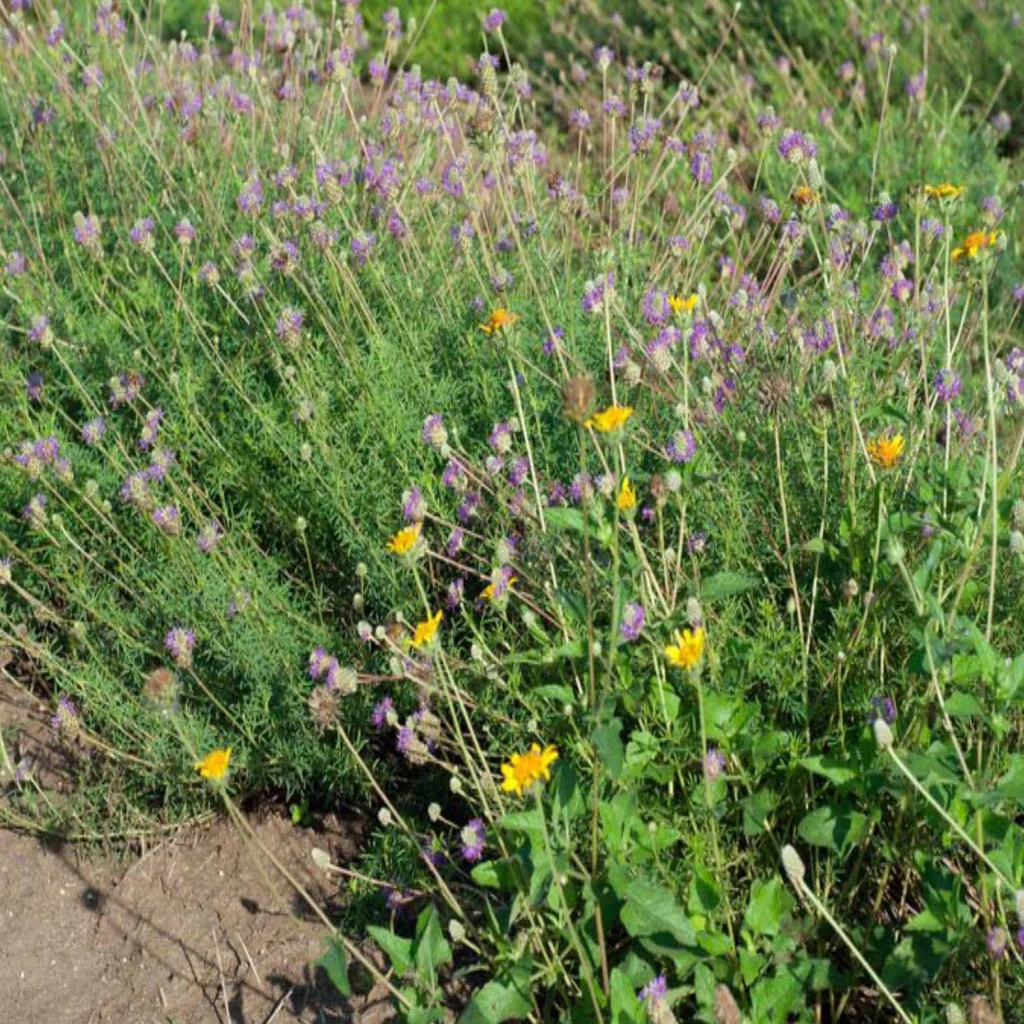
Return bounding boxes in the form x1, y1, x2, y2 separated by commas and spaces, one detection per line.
407, 1009, 446, 1024
544, 507, 587, 535
367, 926, 414, 976
799, 755, 857, 787
470, 858, 521, 892
797, 804, 869, 852
700, 571, 759, 600
744, 877, 792, 938
610, 967, 644, 1024
316, 937, 351, 997
413, 905, 452, 988
459, 980, 533, 1024
619, 876, 698, 951
943, 690, 986, 719
592, 718, 625, 780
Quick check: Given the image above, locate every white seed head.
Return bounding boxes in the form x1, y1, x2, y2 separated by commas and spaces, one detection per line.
428, 802, 441, 822
781, 844, 806, 887
873, 718, 894, 750
377, 807, 392, 826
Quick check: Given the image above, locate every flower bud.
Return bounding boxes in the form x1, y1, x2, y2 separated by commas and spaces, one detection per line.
873, 718, 894, 750
781, 844, 805, 887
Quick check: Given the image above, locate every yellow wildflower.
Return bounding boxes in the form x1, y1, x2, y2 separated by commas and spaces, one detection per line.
482, 573, 517, 602
479, 309, 519, 334
584, 404, 633, 432
923, 183, 965, 201
195, 747, 232, 782
669, 293, 699, 315
866, 434, 905, 469
500, 743, 559, 796
387, 523, 421, 556
617, 476, 636, 512
409, 609, 442, 649
665, 627, 706, 671
952, 230, 999, 261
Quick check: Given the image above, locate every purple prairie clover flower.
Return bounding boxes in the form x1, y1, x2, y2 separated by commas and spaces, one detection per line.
81, 64, 104, 91
387, 210, 406, 240
570, 108, 592, 131
198, 261, 220, 286
483, 7, 506, 31
442, 458, 469, 492
197, 520, 223, 554
457, 492, 481, 523
642, 287, 672, 326
26, 372, 44, 402
639, 975, 667, 1004
982, 194, 1005, 226
485, 455, 504, 477
422, 837, 446, 868
382, 7, 402, 36
446, 577, 465, 610
891, 277, 913, 303
690, 150, 713, 187
147, 447, 176, 482
447, 528, 465, 558
309, 647, 332, 680
991, 111, 1012, 134
460, 819, 486, 861
73, 212, 102, 254
13, 755, 34, 782
921, 514, 935, 539
542, 326, 564, 358
934, 369, 962, 403
489, 422, 514, 454
50, 695, 80, 737
508, 457, 530, 487
904, 71, 926, 102
165, 626, 196, 669
138, 406, 163, 450
871, 200, 898, 223
174, 219, 196, 245
759, 197, 781, 223
687, 530, 708, 554
371, 697, 394, 731
569, 472, 594, 504
0, 557, 11, 586
270, 240, 299, 275
396, 725, 415, 755
422, 414, 447, 451
129, 216, 155, 250
666, 429, 697, 463
28, 315, 52, 345
5, 250, 26, 277
757, 107, 781, 133
402, 487, 426, 522
237, 175, 264, 214
23, 493, 47, 528
581, 272, 614, 315
868, 695, 897, 725
703, 746, 727, 781
987, 927, 1008, 959
778, 128, 817, 164
620, 603, 645, 641
152, 504, 181, 537
276, 307, 304, 348
120, 470, 151, 508
1012, 283, 1024, 303
109, 370, 143, 407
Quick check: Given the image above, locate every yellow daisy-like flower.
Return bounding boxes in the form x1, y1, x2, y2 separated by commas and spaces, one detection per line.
952, 230, 999, 261
500, 743, 559, 796
665, 627, 706, 671
792, 185, 819, 207
923, 183, 965, 201
866, 434, 905, 469
408, 609, 442, 649
584, 404, 633, 433
669, 293, 699, 315
195, 747, 232, 782
482, 574, 518, 601
387, 523, 421, 556
479, 309, 520, 334
616, 476, 636, 512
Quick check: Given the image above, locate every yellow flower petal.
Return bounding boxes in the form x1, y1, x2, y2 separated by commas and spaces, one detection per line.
500, 744, 559, 796
196, 747, 232, 781
584, 404, 633, 433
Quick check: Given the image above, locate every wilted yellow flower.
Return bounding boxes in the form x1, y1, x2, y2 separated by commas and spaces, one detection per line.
665, 627, 706, 670
500, 743, 558, 796
584, 404, 633, 432
792, 185, 819, 207
866, 434, 905, 469
669, 293, 699, 315
409, 609, 442, 649
482, 573, 517, 602
479, 309, 519, 334
617, 476, 636, 512
952, 230, 999, 260
195, 747, 231, 782
923, 183, 965, 201
387, 523, 421, 555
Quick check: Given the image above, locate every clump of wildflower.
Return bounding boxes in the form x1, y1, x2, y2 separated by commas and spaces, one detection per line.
195, 748, 231, 782
665, 627, 706, 670
73, 212, 103, 259
482, 565, 517, 604
500, 743, 558, 796
129, 216, 155, 252
868, 695, 897, 725
165, 626, 196, 669
152, 504, 181, 537
616, 476, 637, 512
866, 433, 905, 469
923, 183, 964, 201
422, 414, 448, 450
952, 230, 999, 260
665, 429, 697, 463
479, 308, 519, 334
28, 315, 53, 347
197, 520, 223, 554
934, 369, 962, 403
639, 975, 668, 1005
372, 697, 395, 731
402, 487, 426, 522
703, 747, 727, 781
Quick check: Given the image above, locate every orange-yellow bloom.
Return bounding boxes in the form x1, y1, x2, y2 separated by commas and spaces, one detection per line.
665, 627, 706, 671
866, 434, 905, 469
479, 309, 519, 334
923, 183, 965, 201
500, 743, 558, 796
669, 293, 699, 315
792, 185, 819, 207
952, 230, 999, 261
617, 476, 636, 512
387, 523, 421, 556
409, 609, 442, 649
196, 747, 231, 782
584, 404, 633, 432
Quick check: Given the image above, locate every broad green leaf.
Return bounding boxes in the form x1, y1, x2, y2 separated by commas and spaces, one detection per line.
744, 877, 792, 938
797, 804, 869, 852
592, 718, 625, 780
413, 905, 452, 988
799, 755, 857, 787
459, 979, 533, 1024
316, 937, 351, 997
619, 877, 698, 951
367, 925, 414, 976
610, 967, 644, 1024
700, 571, 760, 600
